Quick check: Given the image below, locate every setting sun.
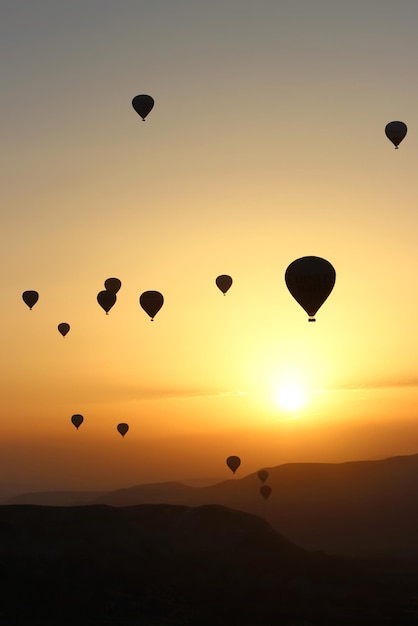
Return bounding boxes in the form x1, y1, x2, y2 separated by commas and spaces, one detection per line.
275, 383, 307, 412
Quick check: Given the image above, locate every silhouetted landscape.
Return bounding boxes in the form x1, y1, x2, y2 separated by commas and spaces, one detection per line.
3, 454, 418, 624
7, 454, 418, 557
2, 502, 418, 625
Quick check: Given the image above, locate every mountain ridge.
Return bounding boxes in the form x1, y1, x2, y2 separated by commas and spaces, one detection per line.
5, 453, 418, 558
0, 502, 416, 625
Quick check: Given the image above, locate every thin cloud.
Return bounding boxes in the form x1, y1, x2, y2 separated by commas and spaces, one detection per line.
139, 388, 248, 400
85, 385, 249, 403
315, 379, 418, 393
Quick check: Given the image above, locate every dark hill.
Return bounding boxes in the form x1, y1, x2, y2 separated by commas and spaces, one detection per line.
87, 453, 418, 558
5, 489, 106, 506
0, 503, 417, 625
6, 454, 418, 558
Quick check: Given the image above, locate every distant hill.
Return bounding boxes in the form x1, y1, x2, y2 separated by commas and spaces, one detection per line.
6, 453, 418, 558
5, 489, 106, 506
0, 503, 416, 625
89, 453, 418, 558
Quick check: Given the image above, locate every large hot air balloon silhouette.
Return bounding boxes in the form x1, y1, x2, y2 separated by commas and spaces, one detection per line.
104, 277, 122, 294
216, 275, 233, 295
285, 256, 336, 322
58, 323, 70, 337
260, 485, 272, 500
139, 291, 164, 320
117, 423, 129, 438
226, 456, 241, 474
71, 414, 83, 430
22, 290, 39, 310
132, 95, 154, 121
258, 469, 269, 483
385, 121, 407, 149
97, 290, 117, 314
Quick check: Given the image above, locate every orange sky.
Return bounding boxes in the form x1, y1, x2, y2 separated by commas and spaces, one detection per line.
1, 1, 418, 491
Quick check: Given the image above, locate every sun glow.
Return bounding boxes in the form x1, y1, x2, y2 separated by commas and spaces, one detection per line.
275, 383, 306, 412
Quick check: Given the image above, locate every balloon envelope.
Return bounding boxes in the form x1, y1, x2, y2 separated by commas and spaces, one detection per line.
139, 291, 164, 320
385, 121, 407, 148
71, 414, 83, 429
258, 469, 269, 483
117, 423, 129, 437
97, 290, 117, 314
216, 275, 233, 295
226, 455, 241, 474
58, 322, 70, 337
260, 485, 272, 500
22, 290, 39, 310
132, 95, 154, 120
285, 256, 336, 321
104, 277, 122, 294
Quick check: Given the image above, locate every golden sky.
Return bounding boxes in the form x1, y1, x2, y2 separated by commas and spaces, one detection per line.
1, 1, 418, 490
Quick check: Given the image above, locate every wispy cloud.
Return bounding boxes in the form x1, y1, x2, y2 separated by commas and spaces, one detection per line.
82, 385, 249, 403
315, 379, 418, 393
138, 387, 249, 400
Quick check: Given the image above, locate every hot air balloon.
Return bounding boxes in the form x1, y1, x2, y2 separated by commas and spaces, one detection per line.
139, 291, 164, 320
132, 95, 154, 121
97, 290, 116, 314
22, 290, 39, 310
258, 469, 269, 483
58, 323, 70, 337
260, 485, 272, 500
226, 455, 241, 474
216, 275, 233, 295
385, 121, 407, 149
117, 423, 129, 438
285, 256, 336, 322
104, 277, 122, 294
71, 414, 83, 430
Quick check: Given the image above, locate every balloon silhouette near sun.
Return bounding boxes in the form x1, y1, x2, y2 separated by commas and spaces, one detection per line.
285, 256, 336, 322
226, 456, 241, 474
216, 275, 233, 295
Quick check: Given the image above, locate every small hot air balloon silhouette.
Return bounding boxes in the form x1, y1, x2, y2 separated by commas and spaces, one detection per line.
216, 275, 233, 295
257, 469, 269, 483
285, 256, 336, 322
260, 485, 272, 500
385, 121, 407, 149
97, 290, 117, 314
22, 290, 39, 310
104, 277, 122, 294
132, 95, 154, 121
117, 423, 129, 438
139, 291, 164, 320
226, 455, 241, 474
58, 323, 70, 337
71, 414, 84, 430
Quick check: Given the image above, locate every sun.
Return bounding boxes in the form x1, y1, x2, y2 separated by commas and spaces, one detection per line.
275, 383, 306, 412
